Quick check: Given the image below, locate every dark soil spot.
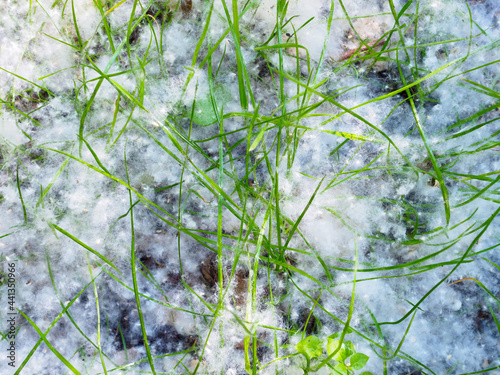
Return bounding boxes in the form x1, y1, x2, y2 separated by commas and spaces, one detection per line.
200, 254, 218, 287
128, 27, 142, 45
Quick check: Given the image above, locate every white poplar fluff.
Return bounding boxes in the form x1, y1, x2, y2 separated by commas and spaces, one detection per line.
0, 0, 500, 374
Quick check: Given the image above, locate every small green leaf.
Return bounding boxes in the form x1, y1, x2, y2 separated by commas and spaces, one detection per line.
349, 353, 369, 370
359, 372, 373, 375
327, 339, 354, 362
296, 335, 323, 359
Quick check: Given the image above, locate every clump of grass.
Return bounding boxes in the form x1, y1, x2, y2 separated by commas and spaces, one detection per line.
1, 0, 500, 374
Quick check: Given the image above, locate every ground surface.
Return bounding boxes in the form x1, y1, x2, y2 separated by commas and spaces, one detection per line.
1, 0, 500, 374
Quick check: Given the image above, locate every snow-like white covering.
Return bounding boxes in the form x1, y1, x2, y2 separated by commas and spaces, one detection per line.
1, 0, 500, 374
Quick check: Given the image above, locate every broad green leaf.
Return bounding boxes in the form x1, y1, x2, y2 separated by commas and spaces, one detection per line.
191, 84, 231, 126
333, 362, 349, 374
327, 339, 354, 362
296, 335, 323, 359
191, 98, 218, 126
349, 353, 369, 370
359, 372, 374, 375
